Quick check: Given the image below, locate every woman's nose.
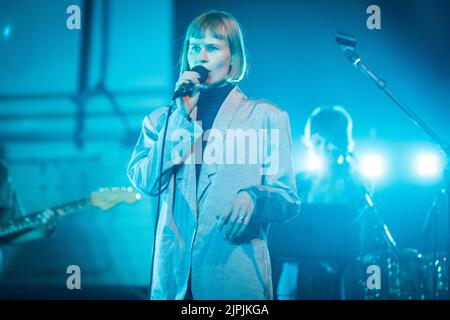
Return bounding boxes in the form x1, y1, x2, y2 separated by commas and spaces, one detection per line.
199, 48, 208, 62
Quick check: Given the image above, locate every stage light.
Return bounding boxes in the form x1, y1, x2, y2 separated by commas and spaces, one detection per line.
362, 155, 384, 178
417, 153, 439, 176
305, 152, 323, 172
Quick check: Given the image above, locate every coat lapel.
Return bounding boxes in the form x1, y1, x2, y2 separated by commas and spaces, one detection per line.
196, 86, 246, 205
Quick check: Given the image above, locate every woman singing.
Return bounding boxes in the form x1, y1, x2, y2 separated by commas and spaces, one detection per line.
127, 10, 300, 300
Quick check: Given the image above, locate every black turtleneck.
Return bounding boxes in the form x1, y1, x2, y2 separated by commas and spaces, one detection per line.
195, 82, 235, 184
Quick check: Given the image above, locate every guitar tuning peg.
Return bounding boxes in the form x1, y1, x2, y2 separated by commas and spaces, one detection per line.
127, 187, 133, 192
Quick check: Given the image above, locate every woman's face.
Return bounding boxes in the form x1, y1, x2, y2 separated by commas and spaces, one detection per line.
187, 30, 231, 86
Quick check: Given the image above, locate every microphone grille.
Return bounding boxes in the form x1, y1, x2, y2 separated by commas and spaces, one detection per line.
190, 65, 210, 83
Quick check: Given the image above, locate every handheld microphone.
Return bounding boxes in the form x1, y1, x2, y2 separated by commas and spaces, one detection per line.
172, 65, 209, 100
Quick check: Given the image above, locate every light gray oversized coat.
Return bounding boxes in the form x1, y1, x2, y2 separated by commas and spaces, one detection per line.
127, 86, 300, 300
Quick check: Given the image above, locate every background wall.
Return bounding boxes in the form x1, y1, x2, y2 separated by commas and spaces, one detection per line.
0, 0, 174, 298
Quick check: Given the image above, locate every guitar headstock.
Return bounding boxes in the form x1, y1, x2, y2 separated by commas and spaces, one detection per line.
90, 187, 142, 211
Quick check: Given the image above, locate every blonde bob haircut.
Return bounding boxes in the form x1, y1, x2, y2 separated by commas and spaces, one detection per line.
179, 10, 247, 83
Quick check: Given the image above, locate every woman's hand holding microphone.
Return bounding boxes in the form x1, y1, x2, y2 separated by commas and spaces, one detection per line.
173, 66, 209, 119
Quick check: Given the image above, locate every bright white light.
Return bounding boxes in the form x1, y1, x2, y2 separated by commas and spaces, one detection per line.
362, 155, 384, 178
417, 153, 439, 176
305, 152, 323, 172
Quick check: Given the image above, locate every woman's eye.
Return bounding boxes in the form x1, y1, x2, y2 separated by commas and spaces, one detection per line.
190, 46, 200, 53
206, 46, 218, 52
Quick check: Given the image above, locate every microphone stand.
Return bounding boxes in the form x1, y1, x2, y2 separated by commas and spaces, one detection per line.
147, 101, 176, 299
365, 193, 400, 299
147, 69, 206, 298
421, 188, 447, 299
341, 44, 450, 299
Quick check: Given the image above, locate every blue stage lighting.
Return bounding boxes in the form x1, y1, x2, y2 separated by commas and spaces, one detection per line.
362, 154, 384, 178
305, 152, 323, 172
417, 153, 440, 176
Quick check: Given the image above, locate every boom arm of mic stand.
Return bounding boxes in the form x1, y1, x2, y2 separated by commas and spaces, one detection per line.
346, 49, 450, 156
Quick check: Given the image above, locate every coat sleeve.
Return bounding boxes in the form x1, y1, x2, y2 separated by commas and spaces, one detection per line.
127, 106, 203, 196
239, 109, 301, 223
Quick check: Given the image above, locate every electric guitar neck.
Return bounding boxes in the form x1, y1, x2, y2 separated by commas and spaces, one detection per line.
0, 187, 141, 239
